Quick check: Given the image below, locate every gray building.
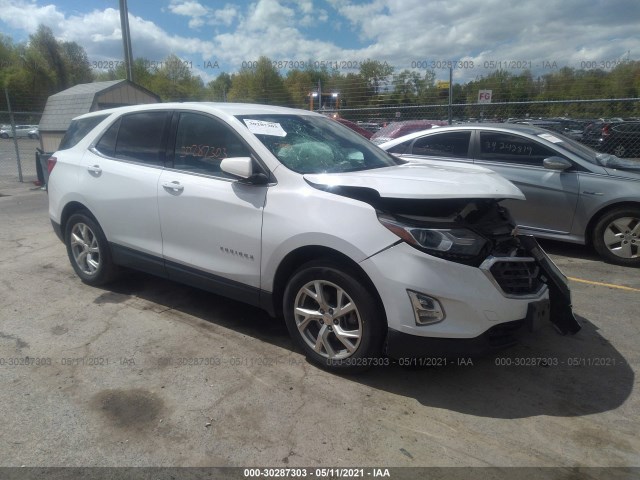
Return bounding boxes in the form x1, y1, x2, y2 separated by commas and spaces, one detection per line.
38, 80, 160, 152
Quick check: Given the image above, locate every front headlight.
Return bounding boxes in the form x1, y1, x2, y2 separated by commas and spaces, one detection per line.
378, 215, 488, 258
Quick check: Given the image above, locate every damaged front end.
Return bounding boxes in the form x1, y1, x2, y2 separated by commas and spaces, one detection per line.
374, 195, 581, 336
311, 180, 581, 336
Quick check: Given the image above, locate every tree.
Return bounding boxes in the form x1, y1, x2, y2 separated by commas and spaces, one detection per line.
358, 59, 394, 96
60, 41, 93, 85
28, 25, 68, 91
228, 56, 290, 105
148, 54, 205, 101
207, 72, 232, 101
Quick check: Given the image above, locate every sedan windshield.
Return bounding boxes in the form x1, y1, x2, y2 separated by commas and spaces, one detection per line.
537, 132, 601, 165
537, 131, 640, 171
236, 114, 399, 174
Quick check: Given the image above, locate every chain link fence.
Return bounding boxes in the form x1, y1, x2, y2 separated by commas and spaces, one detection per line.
2, 94, 638, 185
322, 99, 640, 158
0, 109, 43, 183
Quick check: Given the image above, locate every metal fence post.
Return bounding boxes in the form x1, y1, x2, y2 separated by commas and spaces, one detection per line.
4, 88, 23, 182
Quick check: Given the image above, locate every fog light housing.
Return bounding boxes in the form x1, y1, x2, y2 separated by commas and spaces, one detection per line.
407, 290, 445, 325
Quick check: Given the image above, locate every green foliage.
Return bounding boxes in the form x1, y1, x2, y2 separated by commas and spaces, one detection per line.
1, 25, 639, 121
207, 72, 232, 101
228, 56, 291, 105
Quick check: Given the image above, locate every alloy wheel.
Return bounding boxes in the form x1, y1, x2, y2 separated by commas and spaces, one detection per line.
70, 223, 101, 275
293, 280, 362, 360
603, 216, 639, 259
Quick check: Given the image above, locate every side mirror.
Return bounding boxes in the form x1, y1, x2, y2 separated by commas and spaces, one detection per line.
543, 156, 572, 171
220, 157, 253, 178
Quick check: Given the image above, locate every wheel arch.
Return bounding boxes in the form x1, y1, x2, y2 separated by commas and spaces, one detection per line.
60, 201, 99, 240
269, 245, 387, 323
585, 201, 640, 245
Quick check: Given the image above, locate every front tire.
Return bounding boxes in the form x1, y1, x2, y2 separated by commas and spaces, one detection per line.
592, 207, 640, 266
283, 261, 386, 372
65, 212, 118, 285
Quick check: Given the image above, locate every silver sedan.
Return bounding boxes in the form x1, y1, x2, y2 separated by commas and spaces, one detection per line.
380, 124, 640, 266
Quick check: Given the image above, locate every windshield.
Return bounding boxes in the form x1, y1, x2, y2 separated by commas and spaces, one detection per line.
537, 132, 640, 171
236, 114, 399, 174
536, 131, 602, 165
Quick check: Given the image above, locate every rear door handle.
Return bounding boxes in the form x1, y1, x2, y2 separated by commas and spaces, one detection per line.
87, 165, 102, 175
162, 181, 184, 194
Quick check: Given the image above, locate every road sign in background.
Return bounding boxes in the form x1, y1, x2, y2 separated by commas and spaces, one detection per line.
478, 89, 493, 103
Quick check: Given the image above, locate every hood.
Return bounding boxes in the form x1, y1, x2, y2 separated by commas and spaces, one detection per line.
304, 163, 525, 200
597, 155, 640, 178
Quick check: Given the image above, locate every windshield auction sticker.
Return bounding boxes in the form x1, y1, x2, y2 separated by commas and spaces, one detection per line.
244, 119, 287, 137
538, 133, 563, 143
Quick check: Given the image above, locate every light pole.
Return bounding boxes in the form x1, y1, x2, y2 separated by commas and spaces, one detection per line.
119, 0, 134, 82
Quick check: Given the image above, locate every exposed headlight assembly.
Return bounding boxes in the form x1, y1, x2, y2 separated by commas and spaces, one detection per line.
378, 215, 488, 259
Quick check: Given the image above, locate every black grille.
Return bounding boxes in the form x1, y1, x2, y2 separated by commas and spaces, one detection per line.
489, 260, 543, 295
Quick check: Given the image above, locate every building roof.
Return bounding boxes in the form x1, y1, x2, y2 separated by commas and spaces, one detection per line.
39, 80, 157, 132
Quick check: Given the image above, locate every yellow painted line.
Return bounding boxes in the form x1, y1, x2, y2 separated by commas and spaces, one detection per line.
568, 277, 640, 293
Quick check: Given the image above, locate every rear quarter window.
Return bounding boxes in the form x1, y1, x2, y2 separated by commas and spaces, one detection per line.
59, 114, 110, 150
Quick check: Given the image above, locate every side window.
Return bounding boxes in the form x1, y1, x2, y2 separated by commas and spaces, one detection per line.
479, 132, 557, 166
59, 114, 110, 150
173, 112, 251, 177
109, 112, 169, 166
94, 118, 120, 157
411, 132, 471, 158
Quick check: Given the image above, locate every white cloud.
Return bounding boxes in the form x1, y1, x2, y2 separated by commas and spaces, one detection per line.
0, 0, 638, 84
0, 1, 65, 33
212, 5, 239, 26
168, 1, 208, 17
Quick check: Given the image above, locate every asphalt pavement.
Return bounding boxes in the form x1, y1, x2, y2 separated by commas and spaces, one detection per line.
0, 178, 638, 470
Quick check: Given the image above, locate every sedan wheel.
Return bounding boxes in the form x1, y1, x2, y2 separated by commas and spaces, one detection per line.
65, 212, 118, 285
593, 208, 640, 266
283, 261, 385, 372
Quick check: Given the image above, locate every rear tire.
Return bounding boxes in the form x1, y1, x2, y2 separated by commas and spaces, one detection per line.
65, 212, 118, 285
283, 260, 386, 373
592, 207, 640, 266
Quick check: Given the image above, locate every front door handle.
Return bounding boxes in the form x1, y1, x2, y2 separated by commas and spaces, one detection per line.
87, 165, 102, 176
162, 181, 184, 194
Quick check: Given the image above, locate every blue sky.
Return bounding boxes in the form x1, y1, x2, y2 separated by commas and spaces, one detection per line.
1, 0, 639, 84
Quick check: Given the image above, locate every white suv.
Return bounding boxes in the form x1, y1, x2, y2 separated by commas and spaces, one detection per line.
47, 103, 580, 371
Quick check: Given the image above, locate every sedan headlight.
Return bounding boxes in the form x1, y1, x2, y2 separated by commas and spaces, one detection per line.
378, 215, 488, 258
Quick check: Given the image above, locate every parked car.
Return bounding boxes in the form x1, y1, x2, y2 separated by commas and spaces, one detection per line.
380, 124, 640, 266
370, 120, 448, 144
581, 121, 640, 158
0, 124, 38, 139
47, 104, 579, 372
356, 121, 382, 133
28, 127, 39, 139
331, 117, 373, 139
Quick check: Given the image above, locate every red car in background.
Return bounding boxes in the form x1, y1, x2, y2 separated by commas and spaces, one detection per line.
371, 120, 448, 144
331, 117, 374, 139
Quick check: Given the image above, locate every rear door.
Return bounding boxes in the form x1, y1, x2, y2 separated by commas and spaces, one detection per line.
389, 130, 474, 166
80, 110, 170, 274
157, 111, 267, 303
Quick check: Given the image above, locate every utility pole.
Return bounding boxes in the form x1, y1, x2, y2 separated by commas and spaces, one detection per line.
4, 88, 23, 182
448, 66, 453, 125
119, 0, 134, 82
